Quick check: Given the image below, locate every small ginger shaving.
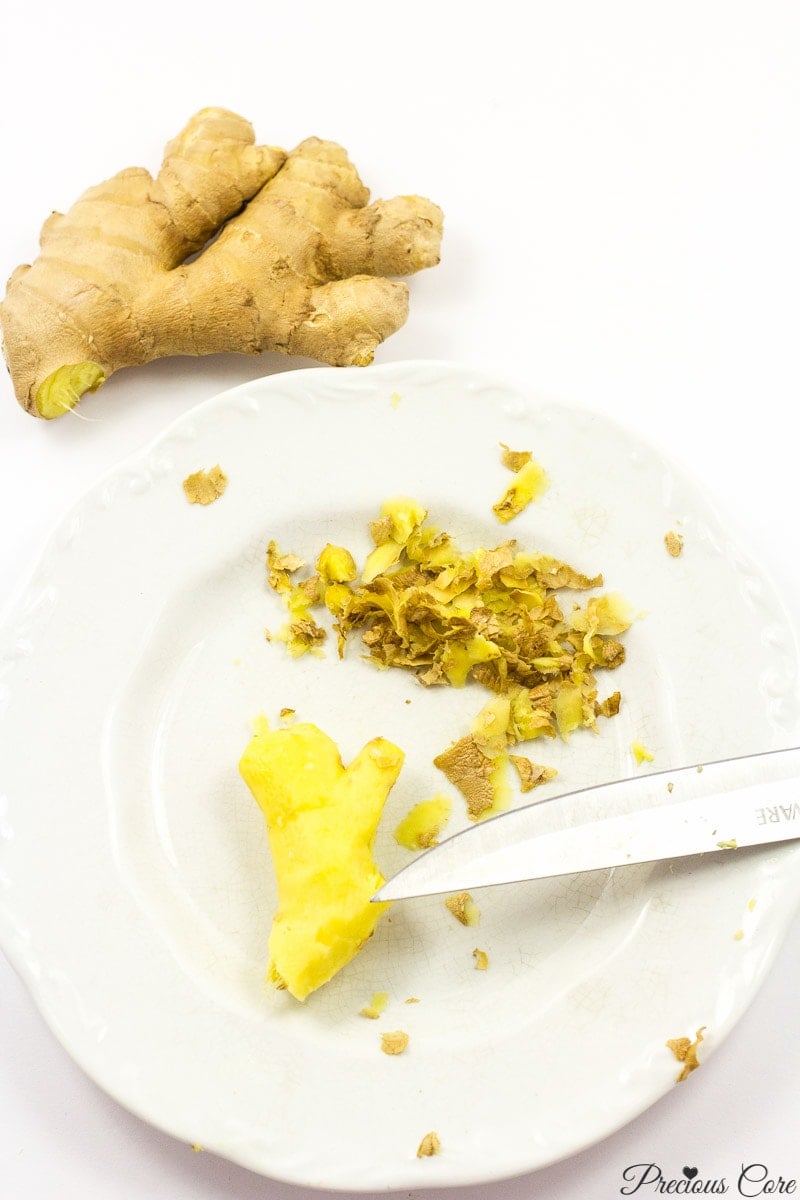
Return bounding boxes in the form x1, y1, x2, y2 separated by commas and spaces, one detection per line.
445, 891, 480, 927
316, 544, 357, 584
595, 691, 621, 719
266, 540, 327, 656
493, 441, 548, 522
394, 795, 452, 849
493, 458, 549, 523
509, 754, 557, 794
381, 1030, 409, 1056
278, 617, 326, 657
266, 541, 304, 590
499, 442, 532, 472
434, 735, 508, 820
183, 465, 228, 505
417, 1131, 441, 1158
472, 948, 489, 970
666, 1026, 706, 1083
360, 991, 389, 1019
664, 531, 684, 558
632, 741, 655, 766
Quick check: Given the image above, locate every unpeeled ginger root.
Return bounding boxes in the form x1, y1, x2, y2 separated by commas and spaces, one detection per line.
1, 108, 443, 418
239, 721, 403, 1001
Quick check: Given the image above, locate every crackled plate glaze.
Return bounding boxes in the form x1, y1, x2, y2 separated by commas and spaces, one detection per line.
0, 361, 798, 1190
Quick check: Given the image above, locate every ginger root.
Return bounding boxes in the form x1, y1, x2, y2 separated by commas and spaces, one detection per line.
1, 107, 443, 418
239, 720, 404, 1001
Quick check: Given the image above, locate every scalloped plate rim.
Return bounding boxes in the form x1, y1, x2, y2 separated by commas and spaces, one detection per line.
0, 358, 799, 1191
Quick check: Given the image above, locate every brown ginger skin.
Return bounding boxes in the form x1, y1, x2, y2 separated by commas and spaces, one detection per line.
0, 107, 443, 417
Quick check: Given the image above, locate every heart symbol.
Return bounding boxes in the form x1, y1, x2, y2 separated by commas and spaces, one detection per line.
683, 1167, 699, 1180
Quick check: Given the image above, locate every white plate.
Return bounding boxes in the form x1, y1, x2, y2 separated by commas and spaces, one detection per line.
1, 361, 798, 1190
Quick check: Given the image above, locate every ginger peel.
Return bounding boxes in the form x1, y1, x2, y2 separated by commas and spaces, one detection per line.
1, 107, 443, 418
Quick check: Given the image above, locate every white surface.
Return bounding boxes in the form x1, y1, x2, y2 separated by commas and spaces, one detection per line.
1, 2, 799, 1196
3, 362, 798, 1190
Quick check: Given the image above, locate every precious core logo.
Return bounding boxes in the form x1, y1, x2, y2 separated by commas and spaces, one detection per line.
620, 1163, 798, 1195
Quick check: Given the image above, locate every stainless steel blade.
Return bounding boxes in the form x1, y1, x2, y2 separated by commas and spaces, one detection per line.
374, 746, 800, 901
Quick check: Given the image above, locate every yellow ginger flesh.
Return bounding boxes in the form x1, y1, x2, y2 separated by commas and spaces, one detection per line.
239, 722, 404, 1001
493, 458, 549, 523
394, 795, 452, 849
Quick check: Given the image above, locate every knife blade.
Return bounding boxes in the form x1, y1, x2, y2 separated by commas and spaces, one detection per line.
374, 746, 800, 902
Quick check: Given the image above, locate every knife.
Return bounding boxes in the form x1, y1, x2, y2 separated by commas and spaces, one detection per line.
374, 746, 800, 902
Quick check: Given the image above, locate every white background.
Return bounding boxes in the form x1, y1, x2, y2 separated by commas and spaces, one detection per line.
2, 2, 800, 1197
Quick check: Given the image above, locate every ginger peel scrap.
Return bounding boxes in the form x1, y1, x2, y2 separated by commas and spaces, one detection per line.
380, 1030, 409, 1056
183, 465, 228, 506
595, 691, 621, 719
264, 497, 632, 820
434, 735, 509, 821
2, 108, 443, 418
394, 795, 452, 849
509, 754, 557, 793
445, 891, 480, 926
417, 1131, 441, 1158
493, 458, 549, 523
266, 540, 327, 657
360, 991, 389, 1019
664, 531, 684, 558
666, 1026, 706, 1082
499, 442, 532, 472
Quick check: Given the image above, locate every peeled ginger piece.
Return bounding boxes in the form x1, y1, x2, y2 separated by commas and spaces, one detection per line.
239, 722, 404, 1001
